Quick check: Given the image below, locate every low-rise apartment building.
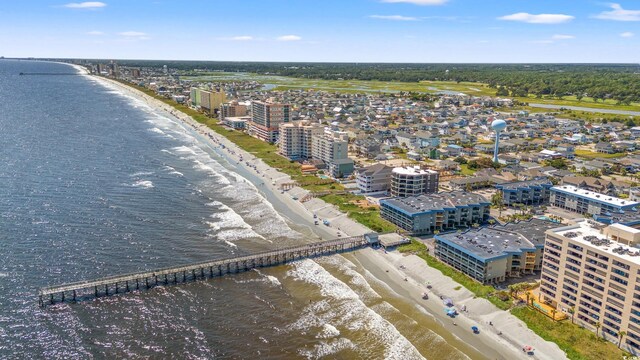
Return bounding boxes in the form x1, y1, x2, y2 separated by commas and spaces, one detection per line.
390, 166, 439, 197
380, 192, 490, 235
550, 185, 640, 216
435, 219, 559, 284
495, 178, 553, 206
541, 220, 640, 352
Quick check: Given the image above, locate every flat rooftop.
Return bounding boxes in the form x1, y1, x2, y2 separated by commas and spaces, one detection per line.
497, 178, 552, 191
437, 227, 536, 261
549, 220, 640, 265
552, 185, 640, 208
381, 191, 489, 214
496, 218, 561, 247
392, 166, 438, 176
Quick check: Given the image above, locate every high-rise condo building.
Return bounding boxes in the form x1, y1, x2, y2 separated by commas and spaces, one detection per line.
249, 100, 290, 143
541, 219, 640, 352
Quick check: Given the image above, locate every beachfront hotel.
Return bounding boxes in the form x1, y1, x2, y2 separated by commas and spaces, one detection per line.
190, 87, 226, 113
278, 121, 323, 160
249, 100, 291, 143
550, 185, 640, 216
495, 178, 553, 206
356, 163, 393, 194
311, 127, 354, 178
380, 191, 490, 235
390, 166, 439, 198
434, 219, 559, 284
541, 219, 640, 352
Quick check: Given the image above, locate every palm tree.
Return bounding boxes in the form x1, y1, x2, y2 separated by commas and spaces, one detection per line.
568, 307, 575, 324
595, 322, 601, 338
618, 331, 627, 349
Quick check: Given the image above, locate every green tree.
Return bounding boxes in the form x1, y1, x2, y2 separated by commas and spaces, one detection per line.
453, 156, 468, 164
545, 158, 569, 170
568, 307, 575, 324
618, 331, 627, 349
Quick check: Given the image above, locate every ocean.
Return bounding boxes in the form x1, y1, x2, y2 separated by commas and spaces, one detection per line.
0, 60, 474, 359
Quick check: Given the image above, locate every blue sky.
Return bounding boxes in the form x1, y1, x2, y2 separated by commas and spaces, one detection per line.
0, 0, 638, 62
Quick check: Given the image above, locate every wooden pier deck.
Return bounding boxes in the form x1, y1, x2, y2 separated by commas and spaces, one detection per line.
38, 235, 376, 306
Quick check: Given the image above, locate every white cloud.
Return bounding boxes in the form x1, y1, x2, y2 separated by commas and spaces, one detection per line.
119, 31, 146, 37
118, 31, 149, 41
551, 34, 575, 40
63, 1, 106, 8
594, 3, 640, 22
231, 35, 253, 41
381, 0, 447, 5
498, 12, 574, 24
276, 35, 302, 41
86, 30, 104, 35
620, 31, 635, 37
369, 15, 419, 21
531, 40, 554, 44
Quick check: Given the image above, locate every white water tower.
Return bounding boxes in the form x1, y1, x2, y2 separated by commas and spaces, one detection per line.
491, 119, 507, 163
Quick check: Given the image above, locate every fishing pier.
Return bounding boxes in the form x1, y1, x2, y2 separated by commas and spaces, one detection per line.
38, 234, 379, 306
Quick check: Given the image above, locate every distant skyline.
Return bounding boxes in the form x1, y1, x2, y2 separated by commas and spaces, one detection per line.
1, 0, 639, 63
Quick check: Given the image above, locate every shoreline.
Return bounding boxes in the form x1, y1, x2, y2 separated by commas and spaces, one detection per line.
87, 71, 567, 360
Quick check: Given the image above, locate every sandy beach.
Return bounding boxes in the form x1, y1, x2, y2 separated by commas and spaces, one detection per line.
79, 67, 567, 360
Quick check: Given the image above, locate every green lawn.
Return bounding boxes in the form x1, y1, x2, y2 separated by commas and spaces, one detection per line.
459, 164, 477, 176
511, 307, 629, 360
516, 94, 640, 112
575, 149, 627, 159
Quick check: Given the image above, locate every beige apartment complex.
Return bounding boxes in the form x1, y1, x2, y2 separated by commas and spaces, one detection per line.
220, 101, 248, 121
541, 220, 640, 352
278, 121, 323, 160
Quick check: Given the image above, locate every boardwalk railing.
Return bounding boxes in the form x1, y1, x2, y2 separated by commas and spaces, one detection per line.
39, 235, 372, 306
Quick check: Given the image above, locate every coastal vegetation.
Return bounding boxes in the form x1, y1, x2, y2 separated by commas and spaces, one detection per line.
511, 307, 628, 360
116, 60, 640, 113
318, 193, 396, 233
